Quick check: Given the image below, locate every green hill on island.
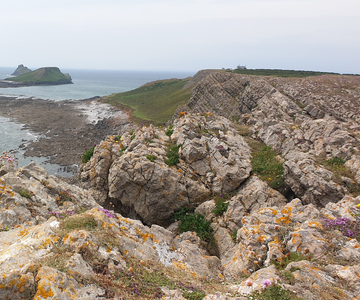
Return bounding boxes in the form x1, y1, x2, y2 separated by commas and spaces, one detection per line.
6, 67, 72, 85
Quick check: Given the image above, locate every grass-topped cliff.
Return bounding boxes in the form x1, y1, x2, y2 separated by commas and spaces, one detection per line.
100, 68, 360, 127
101, 78, 192, 125
230, 68, 342, 77
6, 67, 72, 85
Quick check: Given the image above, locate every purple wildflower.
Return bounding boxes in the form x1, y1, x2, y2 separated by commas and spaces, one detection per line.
99, 208, 115, 218
262, 279, 272, 288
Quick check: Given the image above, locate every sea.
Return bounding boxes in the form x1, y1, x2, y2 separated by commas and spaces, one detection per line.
0, 67, 194, 176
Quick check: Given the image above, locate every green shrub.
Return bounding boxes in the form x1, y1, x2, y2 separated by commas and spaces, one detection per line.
213, 200, 229, 216
182, 290, 206, 300
165, 144, 180, 167
325, 157, 345, 167
231, 230, 238, 243
166, 125, 174, 137
19, 189, 33, 199
247, 284, 301, 300
82, 146, 95, 163
146, 154, 156, 162
174, 207, 214, 242
119, 146, 128, 155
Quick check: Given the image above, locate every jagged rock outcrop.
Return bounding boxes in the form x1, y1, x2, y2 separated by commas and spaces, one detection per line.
11, 64, 32, 76
177, 70, 360, 208
1, 160, 360, 299
80, 113, 252, 224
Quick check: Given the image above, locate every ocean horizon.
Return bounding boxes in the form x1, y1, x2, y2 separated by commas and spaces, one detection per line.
0, 67, 194, 100
0, 67, 194, 176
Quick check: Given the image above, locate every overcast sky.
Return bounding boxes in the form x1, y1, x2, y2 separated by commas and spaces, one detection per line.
1, 0, 359, 73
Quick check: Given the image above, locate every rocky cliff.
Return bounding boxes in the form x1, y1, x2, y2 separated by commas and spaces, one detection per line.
1, 70, 360, 299
11, 64, 32, 76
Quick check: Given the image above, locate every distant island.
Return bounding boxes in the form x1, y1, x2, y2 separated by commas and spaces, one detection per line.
0, 66, 73, 87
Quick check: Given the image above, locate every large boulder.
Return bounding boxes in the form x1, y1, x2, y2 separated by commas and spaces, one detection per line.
80, 113, 252, 225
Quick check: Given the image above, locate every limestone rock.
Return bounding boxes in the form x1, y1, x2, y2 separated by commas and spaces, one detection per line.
229, 265, 279, 296
284, 150, 345, 206
80, 113, 251, 225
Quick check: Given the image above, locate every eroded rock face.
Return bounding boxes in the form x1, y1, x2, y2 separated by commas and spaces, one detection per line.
0, 162, 100, 230
80, 113, 252, 224
1, 154, 360, 299
179, 71, 360, 207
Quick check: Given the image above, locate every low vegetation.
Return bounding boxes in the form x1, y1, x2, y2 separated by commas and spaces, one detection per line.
173, 207, 214, 243
82, 145, 95, 163
101, 78, 192, 125
272, 251, 313, 270
213, 200, 229, 217
247, 284, 303, 300
146, 154, 156, 162
38, 210, 223, 299
165, 144, 180, 167
231, 68, 340, 78
322, 204, 360, 241
250, 143, 288, 196
18, 189, 33, 199
319, 156, 360, 196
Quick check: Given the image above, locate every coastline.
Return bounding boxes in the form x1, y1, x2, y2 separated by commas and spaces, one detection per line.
0, 79, 73, 88
0, 95, 135, 172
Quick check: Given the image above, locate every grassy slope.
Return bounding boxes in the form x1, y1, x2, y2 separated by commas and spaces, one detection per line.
6, 67, 72, 84
101, 78, 192, 125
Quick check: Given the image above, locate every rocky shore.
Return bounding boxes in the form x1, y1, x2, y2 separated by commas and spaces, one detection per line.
0, 95, 135, 170
1, 70, 360, 299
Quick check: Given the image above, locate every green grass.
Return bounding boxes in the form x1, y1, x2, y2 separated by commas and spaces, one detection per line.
82, 146, 95, 163
231, 68, 340, 78
6, 67, 72, 85
247, 284, 303, 300
213, 200, 229, 217
61, 214, 99, 233
101, 78, 192, 125
251, 145, 286, 194
272, 251, 313, 270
